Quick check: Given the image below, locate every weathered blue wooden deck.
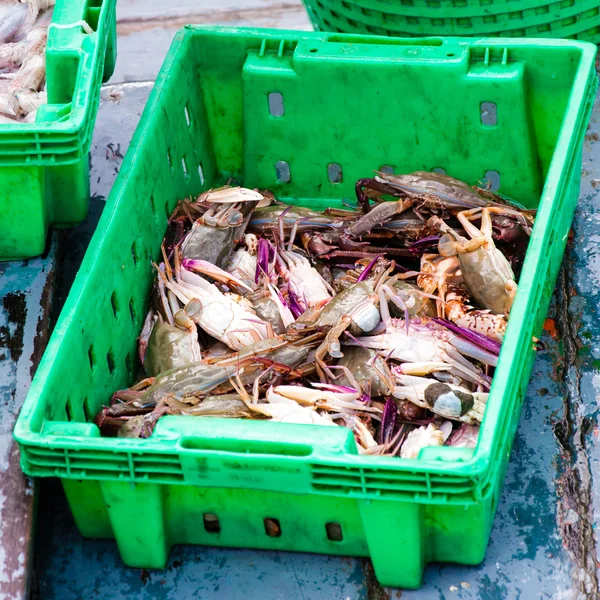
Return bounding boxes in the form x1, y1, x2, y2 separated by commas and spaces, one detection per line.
2, 2, 600, 598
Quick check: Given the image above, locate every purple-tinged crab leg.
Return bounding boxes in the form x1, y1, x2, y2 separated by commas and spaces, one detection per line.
433, 317, 501, 355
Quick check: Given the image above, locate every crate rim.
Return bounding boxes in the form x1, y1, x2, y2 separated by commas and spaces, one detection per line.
13, 27, 598, 488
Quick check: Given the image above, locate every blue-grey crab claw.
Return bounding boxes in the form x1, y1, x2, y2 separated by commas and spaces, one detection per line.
424, 382, 474, 418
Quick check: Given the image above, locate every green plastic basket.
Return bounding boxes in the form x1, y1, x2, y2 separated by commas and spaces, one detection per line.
304, 0, 600, 42
14, 27, 597, 588
0, 0, 117, 261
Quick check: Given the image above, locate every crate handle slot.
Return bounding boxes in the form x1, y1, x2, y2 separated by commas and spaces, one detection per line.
167, 417, 355, 452
180, 437, 313, 457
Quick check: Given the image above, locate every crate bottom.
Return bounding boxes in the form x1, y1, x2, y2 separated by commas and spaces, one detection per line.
62, 478, 496, 589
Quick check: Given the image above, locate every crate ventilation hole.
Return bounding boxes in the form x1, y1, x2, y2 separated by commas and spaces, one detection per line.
275, 160, 291, 183
201, 514, 344, 541
268, 92, 284, 117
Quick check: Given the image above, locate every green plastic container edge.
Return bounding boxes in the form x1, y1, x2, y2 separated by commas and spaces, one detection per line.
12, 27, 598, 587
0, 0, 117, 260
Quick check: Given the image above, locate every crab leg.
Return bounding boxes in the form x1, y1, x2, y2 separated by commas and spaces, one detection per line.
157, 271, 175, 326
315, 314, 353, 381
138, 310, 155, 365
183, 258, 255, 293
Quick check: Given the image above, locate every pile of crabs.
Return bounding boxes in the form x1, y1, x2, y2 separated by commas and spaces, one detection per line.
95, 171, 534, 459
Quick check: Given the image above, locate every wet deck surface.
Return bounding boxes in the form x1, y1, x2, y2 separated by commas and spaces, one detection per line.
0, 240, 57, 600
2, 2, 600, 599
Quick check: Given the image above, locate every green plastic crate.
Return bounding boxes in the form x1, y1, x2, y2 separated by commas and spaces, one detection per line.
304, 0, 600, 42
0, 0, 117, 261
14, 27, 597, 588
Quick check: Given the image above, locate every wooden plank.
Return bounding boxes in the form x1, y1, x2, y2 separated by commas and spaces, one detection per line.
0, 237, 58, 600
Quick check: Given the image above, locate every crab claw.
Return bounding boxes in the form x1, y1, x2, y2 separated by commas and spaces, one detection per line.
198, 186, 264, 204
182, 258, 255, 293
